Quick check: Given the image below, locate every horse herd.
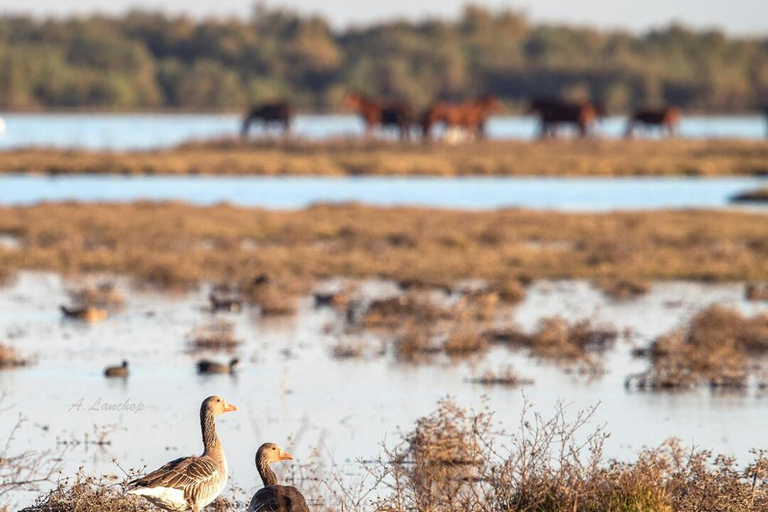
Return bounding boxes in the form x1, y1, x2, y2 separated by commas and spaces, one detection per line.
240, 92, 693, 142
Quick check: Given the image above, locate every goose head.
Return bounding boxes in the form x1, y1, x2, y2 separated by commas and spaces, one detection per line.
202, 395, 237, 416
256, 442, 293, 466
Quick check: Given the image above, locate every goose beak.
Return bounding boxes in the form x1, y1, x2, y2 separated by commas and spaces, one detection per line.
280, 451, 294, 461
223, 401, 238, 412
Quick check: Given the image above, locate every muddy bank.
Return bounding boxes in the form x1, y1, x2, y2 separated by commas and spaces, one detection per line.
2, 138, 768, 177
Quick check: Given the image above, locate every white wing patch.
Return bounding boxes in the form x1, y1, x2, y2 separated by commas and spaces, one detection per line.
127, 486, 187, 511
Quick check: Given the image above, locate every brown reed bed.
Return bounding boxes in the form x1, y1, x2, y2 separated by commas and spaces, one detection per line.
2, 203, 768, 291
3, 138, 768, 177
628, 305, 768, 390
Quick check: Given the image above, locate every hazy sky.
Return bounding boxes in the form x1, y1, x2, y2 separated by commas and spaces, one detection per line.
1, 0, 766, 35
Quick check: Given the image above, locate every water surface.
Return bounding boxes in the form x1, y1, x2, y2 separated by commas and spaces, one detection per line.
1, 175, 767, 211
0, 113, 764, 151
2, 273, 768, 508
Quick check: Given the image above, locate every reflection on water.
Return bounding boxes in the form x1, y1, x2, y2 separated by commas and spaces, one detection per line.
2, 272, 768, 507
0, 113, 764, 151
2, 175, 768, 210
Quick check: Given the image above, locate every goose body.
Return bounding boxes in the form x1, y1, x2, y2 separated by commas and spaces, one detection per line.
104, 360, 129, 377
248, 443, 310, 512
196, 358, 240, 375
60, 305, 108, 321
127, 396, 237, 512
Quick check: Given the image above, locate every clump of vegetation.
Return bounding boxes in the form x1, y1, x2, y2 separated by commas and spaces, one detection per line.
0, 343, 32, 369
629, 305, 768, 390
469, 365, 534, 386
344, 398, 768, 512
187, 320, 240, 351
240, 275, 298, 316
596, 277, 650, 300
394, 324, 443, 362
746, 282, 768, 301
492, 277, 528, 304
511, 317, 618, 365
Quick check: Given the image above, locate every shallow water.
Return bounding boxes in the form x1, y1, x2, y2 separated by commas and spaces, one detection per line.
2, 175, 768, 211
2, 273, 768, 507
0, 113, 765, 151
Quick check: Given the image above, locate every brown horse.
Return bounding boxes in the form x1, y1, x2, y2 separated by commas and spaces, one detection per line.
625, 107, 681, 138
528, 98, 601, 139
343, 92, 414, 140
421, 95, 501, 141
241, 101, 293, 138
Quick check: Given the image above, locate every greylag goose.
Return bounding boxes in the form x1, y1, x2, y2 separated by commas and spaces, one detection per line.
60, 304, 108, 321
126, 396, 237, 512
248, 443, 310, 512
196, 358, 240, 375
104, 360, 129, 377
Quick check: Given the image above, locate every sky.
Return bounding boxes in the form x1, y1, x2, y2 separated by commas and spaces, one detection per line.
1, 0, 766, 35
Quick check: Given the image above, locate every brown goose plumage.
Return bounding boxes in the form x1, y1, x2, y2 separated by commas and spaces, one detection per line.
248, 443, 310, 512
196, 358, 240, 375
104, 360, 129, 377
126, 396, 237, 512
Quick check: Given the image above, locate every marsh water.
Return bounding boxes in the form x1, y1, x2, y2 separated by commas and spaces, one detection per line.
0, 113, 765, 151
1, 175, 768, 210
2, 272, 768, 507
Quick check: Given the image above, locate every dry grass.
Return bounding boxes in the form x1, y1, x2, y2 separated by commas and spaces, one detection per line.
746, 282, 768, 301
187, 319, 240, 351
468, 365, 534, 386
4, 138, 768, 177
3, 203, 768, 290
629, 305, 768, 390
596, 277, 651, 300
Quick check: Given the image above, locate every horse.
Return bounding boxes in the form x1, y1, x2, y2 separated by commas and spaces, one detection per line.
528, 98, 602, 139
241, 101, 293, 138
421, 95, 501, 142
343, 92, 414, 140
624, 107, 681, 138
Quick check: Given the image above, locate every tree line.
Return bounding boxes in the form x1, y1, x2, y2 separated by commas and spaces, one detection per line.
0, 4, 766, 112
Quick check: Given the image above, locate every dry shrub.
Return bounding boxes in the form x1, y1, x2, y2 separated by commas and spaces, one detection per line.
394, 324, 442, 362
340, 398, 768, 512
527, 317, 617, 364
453, 290, 499, 322
19, 474, 154, 512
330, 338, 364, 359
629, 305, 768, 390
188, 320, 240, 351
597, 277, 650, 300
469, 365, 534, 386
442, 326, 487, 356
0, 343, 32, 368
493, 277, 527, 304
362, 294, 450, 328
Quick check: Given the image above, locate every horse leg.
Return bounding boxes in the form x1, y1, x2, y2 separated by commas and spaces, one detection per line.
241, 117, 252, 139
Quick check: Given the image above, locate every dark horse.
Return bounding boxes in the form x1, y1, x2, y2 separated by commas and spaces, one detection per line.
625, 107, 681, 138
343, 92, 414, 140
241, 101, 293, 138
528, 98, 602, 138
421, 95, 501, 141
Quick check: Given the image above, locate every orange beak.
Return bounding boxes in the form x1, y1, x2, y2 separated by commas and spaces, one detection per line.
223, 402, 237, 413
280, 451, 294, 461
